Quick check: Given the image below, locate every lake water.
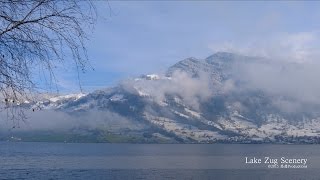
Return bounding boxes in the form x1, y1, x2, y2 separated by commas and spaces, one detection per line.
0, 142, 319, 179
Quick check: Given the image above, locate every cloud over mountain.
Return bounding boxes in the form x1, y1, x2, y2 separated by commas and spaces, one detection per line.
3, 52, 320, 143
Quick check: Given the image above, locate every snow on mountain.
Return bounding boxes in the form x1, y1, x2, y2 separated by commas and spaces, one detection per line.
19, 52, 320, 143
49, 93, 86, 103
30, 93, 87, 110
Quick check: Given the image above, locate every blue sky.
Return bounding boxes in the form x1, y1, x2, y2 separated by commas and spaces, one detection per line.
51, 1, 320, 93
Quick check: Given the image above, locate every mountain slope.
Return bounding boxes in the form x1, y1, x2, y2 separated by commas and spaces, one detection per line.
12, 52, 320, 143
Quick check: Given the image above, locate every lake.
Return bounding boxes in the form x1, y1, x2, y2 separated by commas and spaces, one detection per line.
0, 142, 319, 179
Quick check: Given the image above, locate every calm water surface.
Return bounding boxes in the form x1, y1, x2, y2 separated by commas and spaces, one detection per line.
0, 142, 319, 179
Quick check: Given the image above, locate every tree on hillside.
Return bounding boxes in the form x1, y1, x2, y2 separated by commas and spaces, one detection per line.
0, 0, 97, 122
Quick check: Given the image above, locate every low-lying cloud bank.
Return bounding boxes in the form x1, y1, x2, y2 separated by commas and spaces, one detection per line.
0, 110, 145, 131
121, 50, 320, 114
121, 70, 213, 110
233, 60, 320, 104
209, 32, 320, 105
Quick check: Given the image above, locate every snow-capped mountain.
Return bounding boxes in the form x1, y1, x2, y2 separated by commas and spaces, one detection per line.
19, 52, 320, 143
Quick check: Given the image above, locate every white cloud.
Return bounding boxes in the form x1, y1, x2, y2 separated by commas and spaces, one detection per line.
232, 56, 320, 105
121, 70, 213, 110
209, 32, 320, 63
0, 110, 144, 131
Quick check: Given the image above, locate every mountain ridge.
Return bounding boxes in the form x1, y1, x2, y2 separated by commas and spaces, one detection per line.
5, 52, 320, 144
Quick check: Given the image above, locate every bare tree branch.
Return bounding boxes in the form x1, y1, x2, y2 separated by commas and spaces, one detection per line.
0, 0, 97, 125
